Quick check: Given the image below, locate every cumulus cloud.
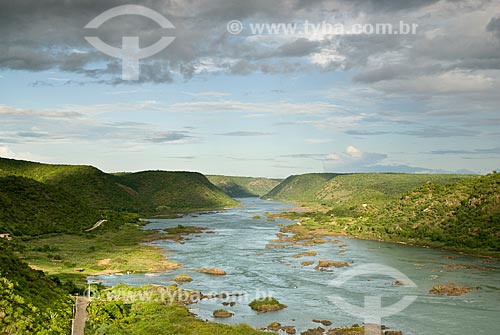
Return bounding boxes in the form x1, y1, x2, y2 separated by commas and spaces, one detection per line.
0, 145, 33, 160
324, 145, 387, 172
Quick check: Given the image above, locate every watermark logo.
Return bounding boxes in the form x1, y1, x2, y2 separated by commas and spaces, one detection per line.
84, 5, 175, 81
328, 263, 417, 335
83, 284, 101, 301
226, 20, 418, 36
227, 20, 244, 35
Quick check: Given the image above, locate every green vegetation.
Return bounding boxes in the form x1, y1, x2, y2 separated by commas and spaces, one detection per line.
119, 171, 238, 213
0, 175, 99, 235
248, 297, 287, 313
263, 173, 339, 203
0, 157, 139, 212
9, 223, 184, 287
0, 249, 74, 334
0, 157, 238, 236
207, 175, 282, 197
85, 284, 267, 335
264, 172, 474, 215
280, 173, 500, 256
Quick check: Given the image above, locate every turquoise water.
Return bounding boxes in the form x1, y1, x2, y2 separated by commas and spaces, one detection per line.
92, 198, 500, 334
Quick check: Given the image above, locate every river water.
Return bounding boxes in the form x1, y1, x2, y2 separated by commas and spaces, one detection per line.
92, 198, 500, 334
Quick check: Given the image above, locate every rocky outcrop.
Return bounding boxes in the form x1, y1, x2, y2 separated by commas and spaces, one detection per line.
195, 268, 226, 275
213, 309, 233, 318
429, 283, 479, 296
314, 260, 349, 271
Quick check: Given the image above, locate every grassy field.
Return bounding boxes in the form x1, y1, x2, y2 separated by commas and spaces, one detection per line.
11, 223, 191, 287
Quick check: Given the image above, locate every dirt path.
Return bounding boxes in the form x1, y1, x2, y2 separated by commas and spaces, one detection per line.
72, 296, 89, 335
85, 219, 107, 232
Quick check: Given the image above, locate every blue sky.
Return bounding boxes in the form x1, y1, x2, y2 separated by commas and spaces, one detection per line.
1, 0, 499, 178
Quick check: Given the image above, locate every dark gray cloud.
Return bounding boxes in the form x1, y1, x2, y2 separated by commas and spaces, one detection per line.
0, 0, 499, 93
487, 16, 500, 40
274, 38, 321, 57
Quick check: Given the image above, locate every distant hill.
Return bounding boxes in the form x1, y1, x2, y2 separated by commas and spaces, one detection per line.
207, 175, 282, 197
0, 157, 238, 235
264, 172, 475, 214
263, 173, 339, 202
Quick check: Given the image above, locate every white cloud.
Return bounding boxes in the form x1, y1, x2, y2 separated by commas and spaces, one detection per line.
324, 145, 387, 172
170, 100, 342, 116
0, 105, 82, 118
184, 91, 231, 98
306, 138, 333, 144
0, 146, 33, 160
345, 145, 362, 157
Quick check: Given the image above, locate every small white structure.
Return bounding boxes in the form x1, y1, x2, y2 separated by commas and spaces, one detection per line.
0, 233, 12, 240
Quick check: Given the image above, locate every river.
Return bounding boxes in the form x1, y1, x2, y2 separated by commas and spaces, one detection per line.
92, 198, 500, 334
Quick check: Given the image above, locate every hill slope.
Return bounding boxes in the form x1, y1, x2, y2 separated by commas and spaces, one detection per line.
264, 172, 474, 213
207, 175, 282, 197
284, 173, 499, 256
263, 173, 340, 202
316, 173, 474, 215
0, 157, 238, 235
118, 171, 239, 213
369, 173, 500, 253
0, 157, 139, 211
0, 249, 73, 334
0, 175, 100, 235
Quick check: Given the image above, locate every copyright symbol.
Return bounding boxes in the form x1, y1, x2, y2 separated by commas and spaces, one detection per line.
227, 20, 243, 35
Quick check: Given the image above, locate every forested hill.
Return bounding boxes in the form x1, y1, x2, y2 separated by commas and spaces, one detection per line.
368, 172, 500, 254
282, 172, 500, 256
207, 175, 282, 197
0, 157, 238, 236
263, 173, 340, 202
264, 172, 474, 215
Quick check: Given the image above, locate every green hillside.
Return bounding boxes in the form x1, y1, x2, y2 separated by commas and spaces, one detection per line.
264, 172, 474, 214
284, 173, 499, 256
369, 173, 500, 253
0, 157, 238, 236
118, 171, 239, 213
207, 175, 282, 197
0, 175, 100, 235
0, 157, 139, 211
0, 157, 238, 214
0, 249, 73, 334
263, 173, 339, 202
315, 173, 474, 216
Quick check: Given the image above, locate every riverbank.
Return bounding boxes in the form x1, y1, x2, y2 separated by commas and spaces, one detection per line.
83, 198, 500, 335
266, 211, 500, 259
14, 222, 207, 287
